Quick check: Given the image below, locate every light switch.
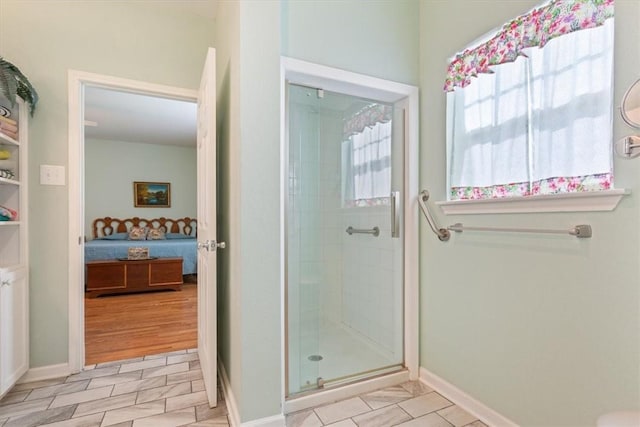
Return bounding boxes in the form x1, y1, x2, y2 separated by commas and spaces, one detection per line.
40, 164, 65, 186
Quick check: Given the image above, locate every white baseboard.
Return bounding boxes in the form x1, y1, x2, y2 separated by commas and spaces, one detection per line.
217, 357, 241, 427
240, 414, 286, 427
17, 363, 72, 384
419, 367, 518, 427
218, 357, 286, 427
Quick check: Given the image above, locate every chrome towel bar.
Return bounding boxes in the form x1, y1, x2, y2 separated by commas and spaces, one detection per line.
346, 226, 380, 237
418, 189, 593, 241
448, 223, 592, 238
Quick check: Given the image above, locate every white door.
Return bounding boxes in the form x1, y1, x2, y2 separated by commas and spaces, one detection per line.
0, 266, 28, 398
197, 48, 221, 407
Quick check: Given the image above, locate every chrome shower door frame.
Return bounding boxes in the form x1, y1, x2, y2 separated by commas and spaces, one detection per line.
281, 57, 419, 413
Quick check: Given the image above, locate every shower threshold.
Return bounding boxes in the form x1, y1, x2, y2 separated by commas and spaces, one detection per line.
284, 366, 408, 414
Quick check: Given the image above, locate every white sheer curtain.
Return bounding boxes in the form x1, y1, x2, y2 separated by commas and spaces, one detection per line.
342, 119, 392, 206
449, 56, 530, 195
448, 19, 613, 199
530, 19, 614, 187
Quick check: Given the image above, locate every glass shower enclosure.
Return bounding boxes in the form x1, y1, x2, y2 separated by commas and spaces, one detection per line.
286, 83, 404, 396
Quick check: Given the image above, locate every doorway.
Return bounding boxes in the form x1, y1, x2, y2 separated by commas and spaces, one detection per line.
67, 70, 213, 365
82, 84, 197, 365
82, 86, 198, 364
69, 48, 219, 407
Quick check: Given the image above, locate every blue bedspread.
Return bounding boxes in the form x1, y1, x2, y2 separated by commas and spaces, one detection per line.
84, 239, 197, 275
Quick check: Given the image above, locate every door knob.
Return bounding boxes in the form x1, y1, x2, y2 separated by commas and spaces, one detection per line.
198, 240, 226, 251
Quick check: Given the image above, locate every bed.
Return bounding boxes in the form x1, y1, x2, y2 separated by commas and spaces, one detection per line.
84, 216, 198, 275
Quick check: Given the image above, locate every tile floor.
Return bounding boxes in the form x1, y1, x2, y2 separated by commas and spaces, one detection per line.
1, 352, 488, 427
0, 349, 228, 427
285, 382, 488, 427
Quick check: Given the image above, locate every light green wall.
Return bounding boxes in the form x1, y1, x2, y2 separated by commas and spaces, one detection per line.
84, 139, 196, 238
282, 0, 420, 85
213, 0, 244, 420
238, 1, 283, 422
216, 0, 421, 421
214, 0, 284, 422
0, 0, 214, 367
4, 0, 635, 424
420, 1, 640, 425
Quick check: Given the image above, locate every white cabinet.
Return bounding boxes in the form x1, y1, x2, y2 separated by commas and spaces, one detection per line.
0, 97, 29, 398
0, 266, 28, 396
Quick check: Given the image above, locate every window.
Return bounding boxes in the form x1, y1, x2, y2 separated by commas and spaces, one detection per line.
342, 104, 393, 207
445, 0, 614, 201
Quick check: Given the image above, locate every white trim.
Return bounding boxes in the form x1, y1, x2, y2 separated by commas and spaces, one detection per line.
279, 60, 288, 413
67, 70, 84, 374
436, 189, 630, 215
218, 357, 241, 427
281, 57, 416, 104
67, 70, 198, 374
403, 86, 420, 380
241, 414, 286, 427
280, 56, 420, 403
420, 367, 519, 427
17, 363, 71, 384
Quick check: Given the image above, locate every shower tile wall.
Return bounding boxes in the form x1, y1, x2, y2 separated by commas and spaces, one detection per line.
318, 112, 345, 327
312, 108, 401, 355
341, 206, 400, 357
288, 95, 402, 395
289, 103, 347, 390
289, 104, 321, 391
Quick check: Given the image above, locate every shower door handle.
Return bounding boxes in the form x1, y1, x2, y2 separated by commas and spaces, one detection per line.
391, 191, 400, 238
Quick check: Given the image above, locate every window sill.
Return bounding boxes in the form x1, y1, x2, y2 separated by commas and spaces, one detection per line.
435, 189, 630, 215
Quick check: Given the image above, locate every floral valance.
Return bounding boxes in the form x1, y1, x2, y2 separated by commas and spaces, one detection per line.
443, 0, 614, 92
343, 104, 393, 138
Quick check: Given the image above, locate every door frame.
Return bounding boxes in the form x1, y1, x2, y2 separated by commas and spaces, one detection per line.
280, 57, 419, 411
67, 70, 198, 372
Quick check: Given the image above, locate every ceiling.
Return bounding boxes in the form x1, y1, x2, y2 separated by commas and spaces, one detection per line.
84, 86, 197, 147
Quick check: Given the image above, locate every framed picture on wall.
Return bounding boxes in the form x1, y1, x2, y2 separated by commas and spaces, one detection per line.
133, 181, 171, 207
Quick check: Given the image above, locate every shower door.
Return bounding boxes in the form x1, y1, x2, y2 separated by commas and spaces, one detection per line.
286, 83, 404, 396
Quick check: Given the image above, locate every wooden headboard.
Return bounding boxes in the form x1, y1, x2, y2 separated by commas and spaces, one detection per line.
92, 217, 197, 239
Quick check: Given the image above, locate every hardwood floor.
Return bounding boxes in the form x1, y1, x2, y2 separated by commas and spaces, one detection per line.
84, 284, 197, 365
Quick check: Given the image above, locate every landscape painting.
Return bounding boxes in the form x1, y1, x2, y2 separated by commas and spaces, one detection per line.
133, 181, 171, 207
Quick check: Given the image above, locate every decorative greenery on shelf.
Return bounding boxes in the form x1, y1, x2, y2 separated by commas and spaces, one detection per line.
0, 56, 38, 116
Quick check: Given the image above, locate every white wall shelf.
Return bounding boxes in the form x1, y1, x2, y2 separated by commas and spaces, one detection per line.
0, 133, 19, 146
0, 177, 20, 186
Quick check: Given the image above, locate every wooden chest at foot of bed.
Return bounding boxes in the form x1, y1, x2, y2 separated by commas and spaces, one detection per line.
86, 257, 183, 297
